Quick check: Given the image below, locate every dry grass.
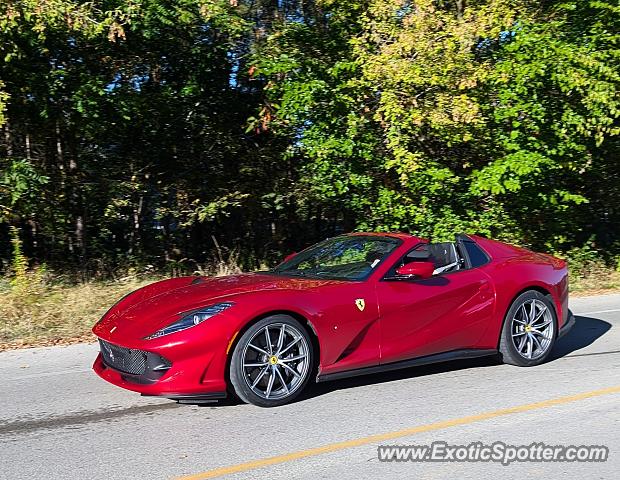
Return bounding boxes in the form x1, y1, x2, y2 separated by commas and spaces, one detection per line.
1, 265, 620, 352
569, 269, 620, 296
0, 276, 157, 351
0, 241, 247, 351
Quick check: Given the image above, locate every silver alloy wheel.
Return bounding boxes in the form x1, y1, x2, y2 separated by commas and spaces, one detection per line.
511, 299, 554, 360
241, 323, 311, 400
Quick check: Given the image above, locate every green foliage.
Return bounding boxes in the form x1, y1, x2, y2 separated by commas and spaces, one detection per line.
7, 223, 47, 294
253, 0, 619, 251
0, 159, 48, 220
9, 225, 27, 289
0, 0, 618, 277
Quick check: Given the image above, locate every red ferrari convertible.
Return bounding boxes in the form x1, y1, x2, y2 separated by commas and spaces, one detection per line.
93, 233, 574, 407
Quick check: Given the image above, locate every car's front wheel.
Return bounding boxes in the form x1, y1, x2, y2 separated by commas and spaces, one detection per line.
499, 290, 557, 366
229, 315, 314, 407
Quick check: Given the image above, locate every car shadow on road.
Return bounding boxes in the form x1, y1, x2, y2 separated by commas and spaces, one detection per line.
207, 356, 501, 407
299, 315, 613, 404
298, 356, 502, 404
206, 315, 612, 407
548, 315, 612, 361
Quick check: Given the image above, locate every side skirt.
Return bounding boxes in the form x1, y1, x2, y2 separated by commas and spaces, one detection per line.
141, 392, 227, 404
316, 349, 498, 383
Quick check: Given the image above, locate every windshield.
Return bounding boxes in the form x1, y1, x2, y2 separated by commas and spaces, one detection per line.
272, 235, 402, 281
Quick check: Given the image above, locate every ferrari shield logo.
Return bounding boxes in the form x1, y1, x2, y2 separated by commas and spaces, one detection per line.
355, 298, 365, 311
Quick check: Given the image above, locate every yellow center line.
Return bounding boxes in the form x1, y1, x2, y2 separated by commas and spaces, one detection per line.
176, 385, 620, 480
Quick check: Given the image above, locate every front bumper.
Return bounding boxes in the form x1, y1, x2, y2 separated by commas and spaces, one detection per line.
98, 339, 172, 384
92, 337, 229, 398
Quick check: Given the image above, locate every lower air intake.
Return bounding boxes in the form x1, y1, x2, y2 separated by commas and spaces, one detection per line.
99, 339, 147, 375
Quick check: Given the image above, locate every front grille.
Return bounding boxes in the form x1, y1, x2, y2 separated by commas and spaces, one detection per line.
99, 339, 147, 375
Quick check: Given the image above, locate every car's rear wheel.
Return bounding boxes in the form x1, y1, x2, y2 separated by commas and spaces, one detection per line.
499, 290, 557, 366
229, 315, 314, 407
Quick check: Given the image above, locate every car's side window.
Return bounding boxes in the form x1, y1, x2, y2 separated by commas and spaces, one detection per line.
383, 244, 425, 279
387, 242, 463, 278
461, 240, 489, 268
385, 238, 489, 280
403, 244, 431, 263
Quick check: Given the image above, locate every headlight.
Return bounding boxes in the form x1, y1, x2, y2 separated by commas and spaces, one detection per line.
145, 302, 234, 340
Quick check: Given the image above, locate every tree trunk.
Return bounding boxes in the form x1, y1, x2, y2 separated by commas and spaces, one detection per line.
456, 0, 465, 20
4, 117, 13, 156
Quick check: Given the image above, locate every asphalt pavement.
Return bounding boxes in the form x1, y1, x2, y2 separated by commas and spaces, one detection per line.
1, 293, 619, 479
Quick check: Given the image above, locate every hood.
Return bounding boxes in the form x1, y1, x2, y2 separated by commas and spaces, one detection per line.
94, 273, 341, 338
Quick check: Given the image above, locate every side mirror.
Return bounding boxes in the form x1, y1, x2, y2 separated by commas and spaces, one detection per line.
395, 261, 434, 279
283, 252, 297, 263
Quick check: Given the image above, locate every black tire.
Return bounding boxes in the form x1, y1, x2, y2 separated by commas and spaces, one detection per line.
229, 315, 314, 407
499, 290, 557, 366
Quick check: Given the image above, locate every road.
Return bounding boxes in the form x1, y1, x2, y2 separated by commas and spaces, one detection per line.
1, 294, 619, 479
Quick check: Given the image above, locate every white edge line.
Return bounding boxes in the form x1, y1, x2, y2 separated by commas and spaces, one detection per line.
573, 308, 620, 316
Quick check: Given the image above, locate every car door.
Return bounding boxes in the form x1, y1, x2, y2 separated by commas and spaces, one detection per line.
316, 280, 382, 376
375, 245, 495, 365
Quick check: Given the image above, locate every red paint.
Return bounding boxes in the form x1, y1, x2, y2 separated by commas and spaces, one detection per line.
395, 261, 434, 278
92, 233, 569, 397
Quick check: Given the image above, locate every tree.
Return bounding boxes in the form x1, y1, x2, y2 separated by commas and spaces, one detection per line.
254, 0, 619, 251
0, 0, 618, 276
